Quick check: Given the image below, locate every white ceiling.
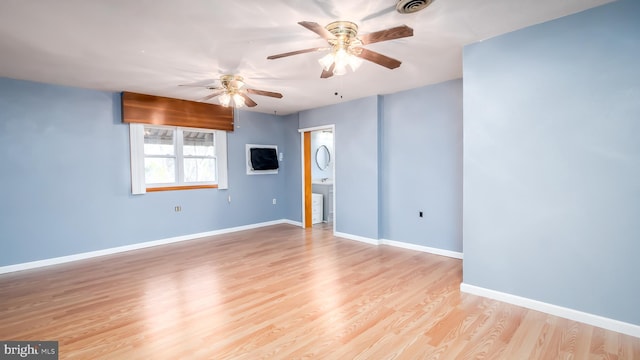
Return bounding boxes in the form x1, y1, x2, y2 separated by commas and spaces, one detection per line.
0, 0, 613, 115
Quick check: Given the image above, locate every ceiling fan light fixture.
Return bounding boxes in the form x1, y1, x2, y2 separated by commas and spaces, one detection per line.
232, 93, 245, 108
318, 52, 335, 71
334, 48, 348, 64
219, 92, 231, 107
347, 54, 363, 71
322, 21, 363, 76
333, 63, 348, 76
332, 49, 351, 75
319, 46, 362, 75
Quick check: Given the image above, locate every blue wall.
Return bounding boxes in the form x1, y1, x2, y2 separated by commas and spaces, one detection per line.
381, 79, 463, 252
299, 96, 380, 239
226, 109, 298, 225
463, 0, 640, 325
0, 77, 295, 267
280, 113, 302, 223
292, 82, 463, 248
0, 76, 463, 267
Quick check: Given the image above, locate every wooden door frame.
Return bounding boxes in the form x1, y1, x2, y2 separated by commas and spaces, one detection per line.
298, 125, 335, 229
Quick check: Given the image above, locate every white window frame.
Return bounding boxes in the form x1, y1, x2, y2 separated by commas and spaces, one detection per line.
129, 124, 228, 194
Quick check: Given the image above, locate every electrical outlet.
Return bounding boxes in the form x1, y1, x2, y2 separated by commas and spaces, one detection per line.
272, 198, 277, 205
175, 205, 182, 212
419, 211, 423, 218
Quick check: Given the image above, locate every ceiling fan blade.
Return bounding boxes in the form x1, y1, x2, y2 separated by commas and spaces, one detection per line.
298, 21, 335, 40
267, 47, 327, 60
355, 48, 402, 69
359, 25, 414, 45
198, 91, 225, 102
240, 94, 258, 107
320, 63, 335, 79
246, 88, 283, 99
198, 91, 224, 102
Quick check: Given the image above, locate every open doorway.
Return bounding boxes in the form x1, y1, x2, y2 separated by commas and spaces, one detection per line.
299, 125, 335, 230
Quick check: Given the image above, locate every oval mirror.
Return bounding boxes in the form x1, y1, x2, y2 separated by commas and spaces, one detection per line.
315, 145, 331, 170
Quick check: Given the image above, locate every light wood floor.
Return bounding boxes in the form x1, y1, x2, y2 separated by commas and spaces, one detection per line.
1, 224, 638, 359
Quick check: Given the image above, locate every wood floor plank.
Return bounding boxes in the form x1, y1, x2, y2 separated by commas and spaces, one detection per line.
0, 224, 638, 359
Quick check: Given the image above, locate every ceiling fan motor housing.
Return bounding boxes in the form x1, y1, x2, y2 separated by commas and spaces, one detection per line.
325, 21, 362, 54
220, 74, 244, 91
396, 0, 434, 14
325, 21, 358, 39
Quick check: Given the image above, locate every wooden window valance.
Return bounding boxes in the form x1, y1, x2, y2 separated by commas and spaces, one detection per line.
121, 92, 234, 131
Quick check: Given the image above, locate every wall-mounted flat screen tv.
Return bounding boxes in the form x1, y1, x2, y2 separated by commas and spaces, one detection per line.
250, 148, 279, 170
246, 144, 279, 175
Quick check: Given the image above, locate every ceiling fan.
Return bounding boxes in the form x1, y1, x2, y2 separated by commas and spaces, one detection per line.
267, 21, 413, 78
180, 75, 283, 108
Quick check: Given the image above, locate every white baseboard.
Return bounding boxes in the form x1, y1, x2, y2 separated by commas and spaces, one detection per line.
334, 232, 380, 246
0, 219, 299, 275
280, 219, 303, 227
333, 234, 463, 260
380, 239, 463, 259
460, 283, 640, 339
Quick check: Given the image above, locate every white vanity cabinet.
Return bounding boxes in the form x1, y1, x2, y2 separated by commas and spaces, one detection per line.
312, 193, 323, 224
312, 183, 332, 223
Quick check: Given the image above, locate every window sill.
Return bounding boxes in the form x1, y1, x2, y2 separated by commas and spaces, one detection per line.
146, 185, 218, 192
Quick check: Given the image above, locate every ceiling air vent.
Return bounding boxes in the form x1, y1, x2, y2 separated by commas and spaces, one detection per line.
396, 0, 434, 14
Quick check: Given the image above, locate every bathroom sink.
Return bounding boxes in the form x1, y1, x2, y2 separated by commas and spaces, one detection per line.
312, 179, 333, 185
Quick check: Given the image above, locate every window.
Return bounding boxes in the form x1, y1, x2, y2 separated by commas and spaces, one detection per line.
143, 127, 216, 186
181, 130, 216, 183
144, 127, 177, 184
129, 124, 228, 194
